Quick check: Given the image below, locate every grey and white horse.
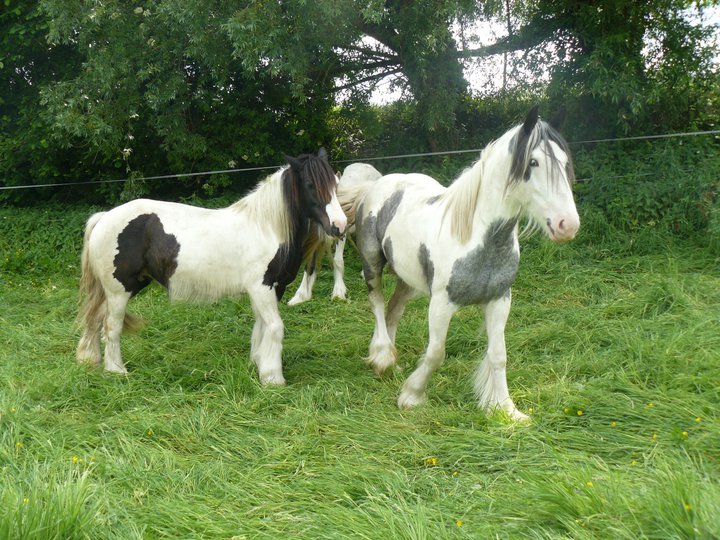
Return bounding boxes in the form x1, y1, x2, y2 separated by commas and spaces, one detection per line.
339, 107, 580, 421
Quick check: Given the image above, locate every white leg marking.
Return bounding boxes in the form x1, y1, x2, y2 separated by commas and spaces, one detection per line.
250, 290, 286, 386
366, 284, 396, 375
331, 238, 347, 300
288, 269, 316, 306
475, 292, 529, 422
102, 292, 131, 374
398, 295, 456, 409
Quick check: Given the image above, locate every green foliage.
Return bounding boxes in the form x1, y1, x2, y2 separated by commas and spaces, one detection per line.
0, 467, 99, 540
574, 138, 720, 235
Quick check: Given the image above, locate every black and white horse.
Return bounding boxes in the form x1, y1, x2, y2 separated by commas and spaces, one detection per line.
339, 107, 580, 421
288, 163, 382, 305
76, 150, 346, 385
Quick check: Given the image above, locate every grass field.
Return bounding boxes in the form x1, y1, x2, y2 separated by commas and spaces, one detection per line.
1, 205, 719, 539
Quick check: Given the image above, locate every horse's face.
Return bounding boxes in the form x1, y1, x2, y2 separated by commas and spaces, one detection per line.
287, 151, 347, 237
508, 112, 580, 242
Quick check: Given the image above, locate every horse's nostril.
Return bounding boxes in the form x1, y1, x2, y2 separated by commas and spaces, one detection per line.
559, 219, 565, 230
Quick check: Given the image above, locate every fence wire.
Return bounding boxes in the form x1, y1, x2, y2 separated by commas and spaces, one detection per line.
2, 129, 719, 192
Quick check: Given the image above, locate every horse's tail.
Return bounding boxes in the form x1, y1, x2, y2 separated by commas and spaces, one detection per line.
77, 213, 143, 335
337, 179, 376, 229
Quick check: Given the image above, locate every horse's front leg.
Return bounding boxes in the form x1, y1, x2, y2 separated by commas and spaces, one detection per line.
398, 294, 456, 409
475, 290, 529, 422
331, 237, 347, 300
250, 290, 286, 386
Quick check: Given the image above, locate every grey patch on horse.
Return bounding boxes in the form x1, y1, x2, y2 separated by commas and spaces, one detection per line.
376, 189, 404, 242
446, 218, 519, 306
113, 213, 180, 296
357, 191, 405, 293
355, 203, 378, 290
427, 195, 441, 205
418, 243, 434, 290
383, 237, 394, 271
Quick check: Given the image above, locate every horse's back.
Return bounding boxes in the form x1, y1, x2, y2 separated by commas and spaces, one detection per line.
362, 173, 444, 210
341, 163, 382, 187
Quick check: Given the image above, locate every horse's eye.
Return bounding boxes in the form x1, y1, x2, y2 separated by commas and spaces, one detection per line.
530, 158, 539, 167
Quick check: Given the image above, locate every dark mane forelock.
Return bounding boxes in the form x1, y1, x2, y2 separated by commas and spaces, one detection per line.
508, 120, 575, 186
280, 153, 336, 246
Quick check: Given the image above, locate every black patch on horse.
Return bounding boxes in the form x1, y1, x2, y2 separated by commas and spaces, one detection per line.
113, 213, 180, 296
263, 243, 305, 300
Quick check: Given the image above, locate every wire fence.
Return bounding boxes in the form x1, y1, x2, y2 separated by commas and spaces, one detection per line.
2, 129, 719, 192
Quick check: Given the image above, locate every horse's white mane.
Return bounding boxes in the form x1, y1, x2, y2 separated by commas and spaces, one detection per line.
230, 167, 292, 243
438, 140, 498, 245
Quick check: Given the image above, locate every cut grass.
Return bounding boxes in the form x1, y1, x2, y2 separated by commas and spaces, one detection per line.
0, 205, 718, 538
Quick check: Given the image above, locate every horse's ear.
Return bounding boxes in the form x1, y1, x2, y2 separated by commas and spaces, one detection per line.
522, 105, 540, 135
317, 147, 329, 162
284, 154, 303, 171
549, 106, 566, 132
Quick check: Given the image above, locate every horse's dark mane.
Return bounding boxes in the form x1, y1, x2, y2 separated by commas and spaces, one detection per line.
508, 120, 575, 186
280, 153, 336, 247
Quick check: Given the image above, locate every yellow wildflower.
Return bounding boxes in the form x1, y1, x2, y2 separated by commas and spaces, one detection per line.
682, 431, 688, 438
577, 410, 584, 416
456, 520, 463, 527
146, 429, 154, 436
586, 481, 593, 487
695, 417, 702, 423
424, 456, 438, 466
15, 442, 23, 449
72, 456, 80, 464
611, 421, 617, 427
684, 503, 692, 511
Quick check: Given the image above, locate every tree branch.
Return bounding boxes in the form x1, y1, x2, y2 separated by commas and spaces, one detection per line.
454, 19, 558, 59
333, 68, 404, 93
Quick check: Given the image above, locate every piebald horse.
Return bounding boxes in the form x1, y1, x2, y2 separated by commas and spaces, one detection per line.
76, 150, 346, 385
340, 107, 580, 421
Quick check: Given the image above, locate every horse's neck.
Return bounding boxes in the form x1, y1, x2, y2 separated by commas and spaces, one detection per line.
447, 156, 519, 244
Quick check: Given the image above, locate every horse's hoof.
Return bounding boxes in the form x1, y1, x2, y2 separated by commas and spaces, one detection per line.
287, 295, 309, 306
331, 286, 347, 300
397, 390, 427, 409
260, 374, 287, 386
104, 366, 128, 375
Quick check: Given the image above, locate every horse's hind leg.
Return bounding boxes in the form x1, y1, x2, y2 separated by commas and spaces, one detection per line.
475, 291, 528, 422
102, 291, 132, 374
385, 278, 415, 344
331, 237, 347, 300
398, 293, 456, 409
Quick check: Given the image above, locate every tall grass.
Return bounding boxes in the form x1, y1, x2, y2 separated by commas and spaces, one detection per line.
0, 204, 718, 538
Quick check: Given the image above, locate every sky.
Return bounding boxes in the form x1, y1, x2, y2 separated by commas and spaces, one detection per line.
368, 5, 720, 104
